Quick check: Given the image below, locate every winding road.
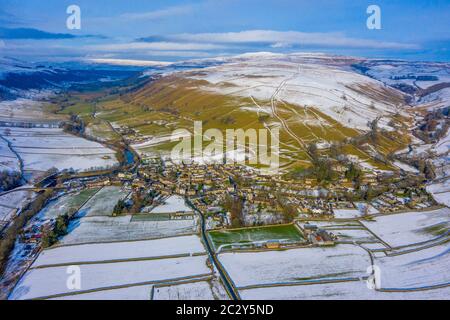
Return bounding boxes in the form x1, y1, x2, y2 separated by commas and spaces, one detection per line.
186, 198, 240, 300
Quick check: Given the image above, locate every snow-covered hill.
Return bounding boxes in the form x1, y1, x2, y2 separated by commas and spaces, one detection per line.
0, 57, 144, 100
182, 52, 406, 131
353, 58, 450, 206
351, 59, 450, 110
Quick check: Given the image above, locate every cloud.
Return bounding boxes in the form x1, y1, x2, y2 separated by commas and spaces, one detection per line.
153, 30, 419, 50
88, 41, 224, 52
142, 51, 212, 57
0, 27, 75, 40
271, 42, 292, 49
0, 27, 104, 40
119, 5, 193, 21
86, 58, 172, 67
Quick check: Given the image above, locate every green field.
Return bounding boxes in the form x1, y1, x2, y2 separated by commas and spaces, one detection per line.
69, 188, 100, 206
208, 224, 304, 250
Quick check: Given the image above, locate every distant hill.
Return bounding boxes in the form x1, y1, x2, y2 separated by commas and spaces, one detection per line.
0, 57, 144, 100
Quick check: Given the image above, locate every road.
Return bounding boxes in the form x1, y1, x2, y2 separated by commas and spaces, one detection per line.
186, 199, 240, 300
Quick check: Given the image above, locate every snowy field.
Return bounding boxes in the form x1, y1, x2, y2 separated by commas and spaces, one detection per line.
307, 221, 381, 243
430, 191, 450, 208
432, 156, 450, 180
0, 189, 34, 222
4, 127, 106, 149
0, 189, 33, 211
75, 186, 128, 218
50, 285, 153, 300
330, 228, 379, 243
51, 279, 230, 300
0, 98, 57, 121
10, 255, 211, 300
61, 215, 199, 245
153, 280, 229, 300
420, 87, 450, 110
333, 209, 364, 219
427, 182, 450, 207
310, 221, 361, 229
361, 208, 450, 248
2, 127, 118, 173
240, 280, 450, 300
218, 244, 371, 288
0, 206, 13, 223
20, 154, 117, 172
374, 244, 450, 289
393, 161, 419, 173
32, 235, 205, 267
52, 279, 230, 300
149, 195, 193, 214
0, 137, 20, 172
433, 128, 450, 155
354, 202, 379, 215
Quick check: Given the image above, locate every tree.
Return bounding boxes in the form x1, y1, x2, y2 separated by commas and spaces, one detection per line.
223, 194, 245, 227
42, 214, 70, 248
0, 170, 22, 192
313, 158, 335, 183
130, 191, 146, 213
364, 186, 376, 201
424, 161, 436, 180
41, 230, 58, 248
258, 114, 270, 123
54, 214, 70, 236
113, 199, 126, 215
307, 143, 318, 162
276, 194, 297, 223
368, 117, 380, 143
283, 204, 297, 222
345, 163, 363, 187
330, 142, 342, 159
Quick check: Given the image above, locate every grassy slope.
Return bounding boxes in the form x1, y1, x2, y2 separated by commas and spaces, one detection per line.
58, 75, 411, 172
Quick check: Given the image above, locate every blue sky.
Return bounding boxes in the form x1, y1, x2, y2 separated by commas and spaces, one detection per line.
0, 0, 449, 62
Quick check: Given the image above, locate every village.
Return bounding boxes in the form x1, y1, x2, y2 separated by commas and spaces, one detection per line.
51, 154, 436, 235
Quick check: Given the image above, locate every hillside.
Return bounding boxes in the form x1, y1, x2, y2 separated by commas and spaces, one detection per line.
93, 53, 412, 173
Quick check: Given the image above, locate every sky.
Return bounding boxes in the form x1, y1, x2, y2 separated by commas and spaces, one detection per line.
0, 0, 449, 62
